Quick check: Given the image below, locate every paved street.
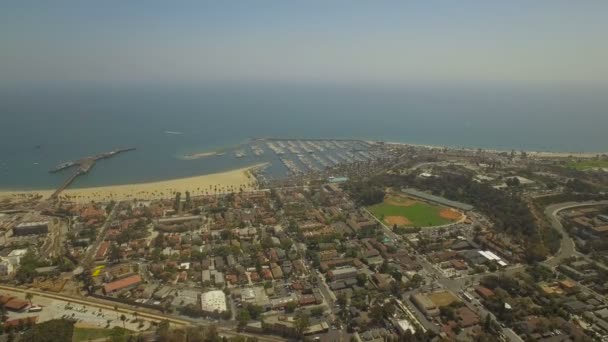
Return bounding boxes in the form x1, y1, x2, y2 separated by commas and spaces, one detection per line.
82, 202, 121, 266
543, 200, 608, 267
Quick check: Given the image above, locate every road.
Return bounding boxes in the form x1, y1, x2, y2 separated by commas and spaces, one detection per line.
82, 202, 121, 266
365, 199, 608, 341
361, 207, 400, 243
543, 200, 608, 267
363, 206, 512, 338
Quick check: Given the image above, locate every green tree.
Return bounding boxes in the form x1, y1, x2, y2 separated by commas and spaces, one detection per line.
156, 320, 170, 342
174, 192, 182, 212
336, 292, 347, 308
356, 273, 368, 286
294, 312, 310, 336
184, 191, 192, 210
311, 307, 324, 317
0, 304, 7, 322
105, 200, 116, 214
369, 304, 385, 324
21, 319, 74, 342
284, 301, 297, 313
245, 304, 263, 320
237, 309, 251, 329
109, 243, 121, 262
15, 248, 40, 284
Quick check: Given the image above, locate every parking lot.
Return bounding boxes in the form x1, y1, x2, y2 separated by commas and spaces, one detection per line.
3, 290, 151, 332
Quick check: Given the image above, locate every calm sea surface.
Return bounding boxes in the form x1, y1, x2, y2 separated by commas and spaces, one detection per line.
1, 83, 607, 190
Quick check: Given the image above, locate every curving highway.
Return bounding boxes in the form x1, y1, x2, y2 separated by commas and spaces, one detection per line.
543, 200, 608, 267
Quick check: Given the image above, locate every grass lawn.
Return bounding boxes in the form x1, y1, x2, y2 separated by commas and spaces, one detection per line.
567, 159, 608, 171
72, 327, 131, 342
368, 200, 451, 227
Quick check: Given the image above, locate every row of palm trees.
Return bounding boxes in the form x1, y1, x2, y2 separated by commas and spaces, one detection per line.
58, 181, 259, 203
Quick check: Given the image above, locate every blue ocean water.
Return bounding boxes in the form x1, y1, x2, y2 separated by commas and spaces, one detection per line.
1, 83, 607, 190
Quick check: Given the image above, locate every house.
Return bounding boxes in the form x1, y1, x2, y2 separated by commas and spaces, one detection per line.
298, 294, 319, 306
262, 269, 273, 280
372, 273, 393, 290
563, 301, 589, 314
4, 298, 29, 311
95, 241, 110, 261
327, 267, 358, 280
475, 286, 495, 300
456, 307, 479, 327
271, 263, 284, 279
225, 274, 238, 285
450, 260, 467, 270
4, 316, 37, 329
558, 265, 586, 281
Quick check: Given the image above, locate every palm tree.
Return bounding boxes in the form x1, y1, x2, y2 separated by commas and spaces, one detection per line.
120, 314, 127, 328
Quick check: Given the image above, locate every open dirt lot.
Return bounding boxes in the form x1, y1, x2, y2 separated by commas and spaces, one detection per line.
439, 208, 463, 221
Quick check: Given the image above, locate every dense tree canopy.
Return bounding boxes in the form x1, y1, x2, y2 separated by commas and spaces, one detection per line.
347, 172, 553, 261
21, 319, 74, 342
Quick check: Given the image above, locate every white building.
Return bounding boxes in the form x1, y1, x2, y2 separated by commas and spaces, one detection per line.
5, 249, 28, 266
200, 290, 227, 313
0, 259, 14, 276
395, 319, 416, 335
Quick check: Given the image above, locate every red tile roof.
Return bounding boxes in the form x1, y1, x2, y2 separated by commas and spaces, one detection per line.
95, 241, 110, 260
103, 274, 142, 294
475, 286, 495, 299
5, 298, 29, 311
0, 295, 13, 305
4, 316, 37, 328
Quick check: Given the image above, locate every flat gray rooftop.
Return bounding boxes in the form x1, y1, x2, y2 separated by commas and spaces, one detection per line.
401, 188, 474, 211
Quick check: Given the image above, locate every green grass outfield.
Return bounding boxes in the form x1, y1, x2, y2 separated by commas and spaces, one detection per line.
72, 327, 131, 342
566, 159, 608, 171
368, 201, 451, 227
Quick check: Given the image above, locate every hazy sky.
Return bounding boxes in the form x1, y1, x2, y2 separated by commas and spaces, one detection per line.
1, 1, 607, 85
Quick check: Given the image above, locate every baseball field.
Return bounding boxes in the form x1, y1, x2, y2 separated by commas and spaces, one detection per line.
368, 194, 462, 228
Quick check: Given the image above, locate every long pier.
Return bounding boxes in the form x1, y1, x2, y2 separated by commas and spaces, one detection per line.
49, 148, 135, 199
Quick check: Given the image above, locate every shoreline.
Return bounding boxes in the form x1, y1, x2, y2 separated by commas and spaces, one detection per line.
380, 140, 607, 158
0, 163, 267, 203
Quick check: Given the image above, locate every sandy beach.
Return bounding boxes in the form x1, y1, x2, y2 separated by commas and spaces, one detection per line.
180, 151, 225, 160
0, 164, 265, 203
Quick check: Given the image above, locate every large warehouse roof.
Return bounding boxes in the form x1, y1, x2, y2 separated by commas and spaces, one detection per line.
201, 290, 227, 313
401, 188, 474, 211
